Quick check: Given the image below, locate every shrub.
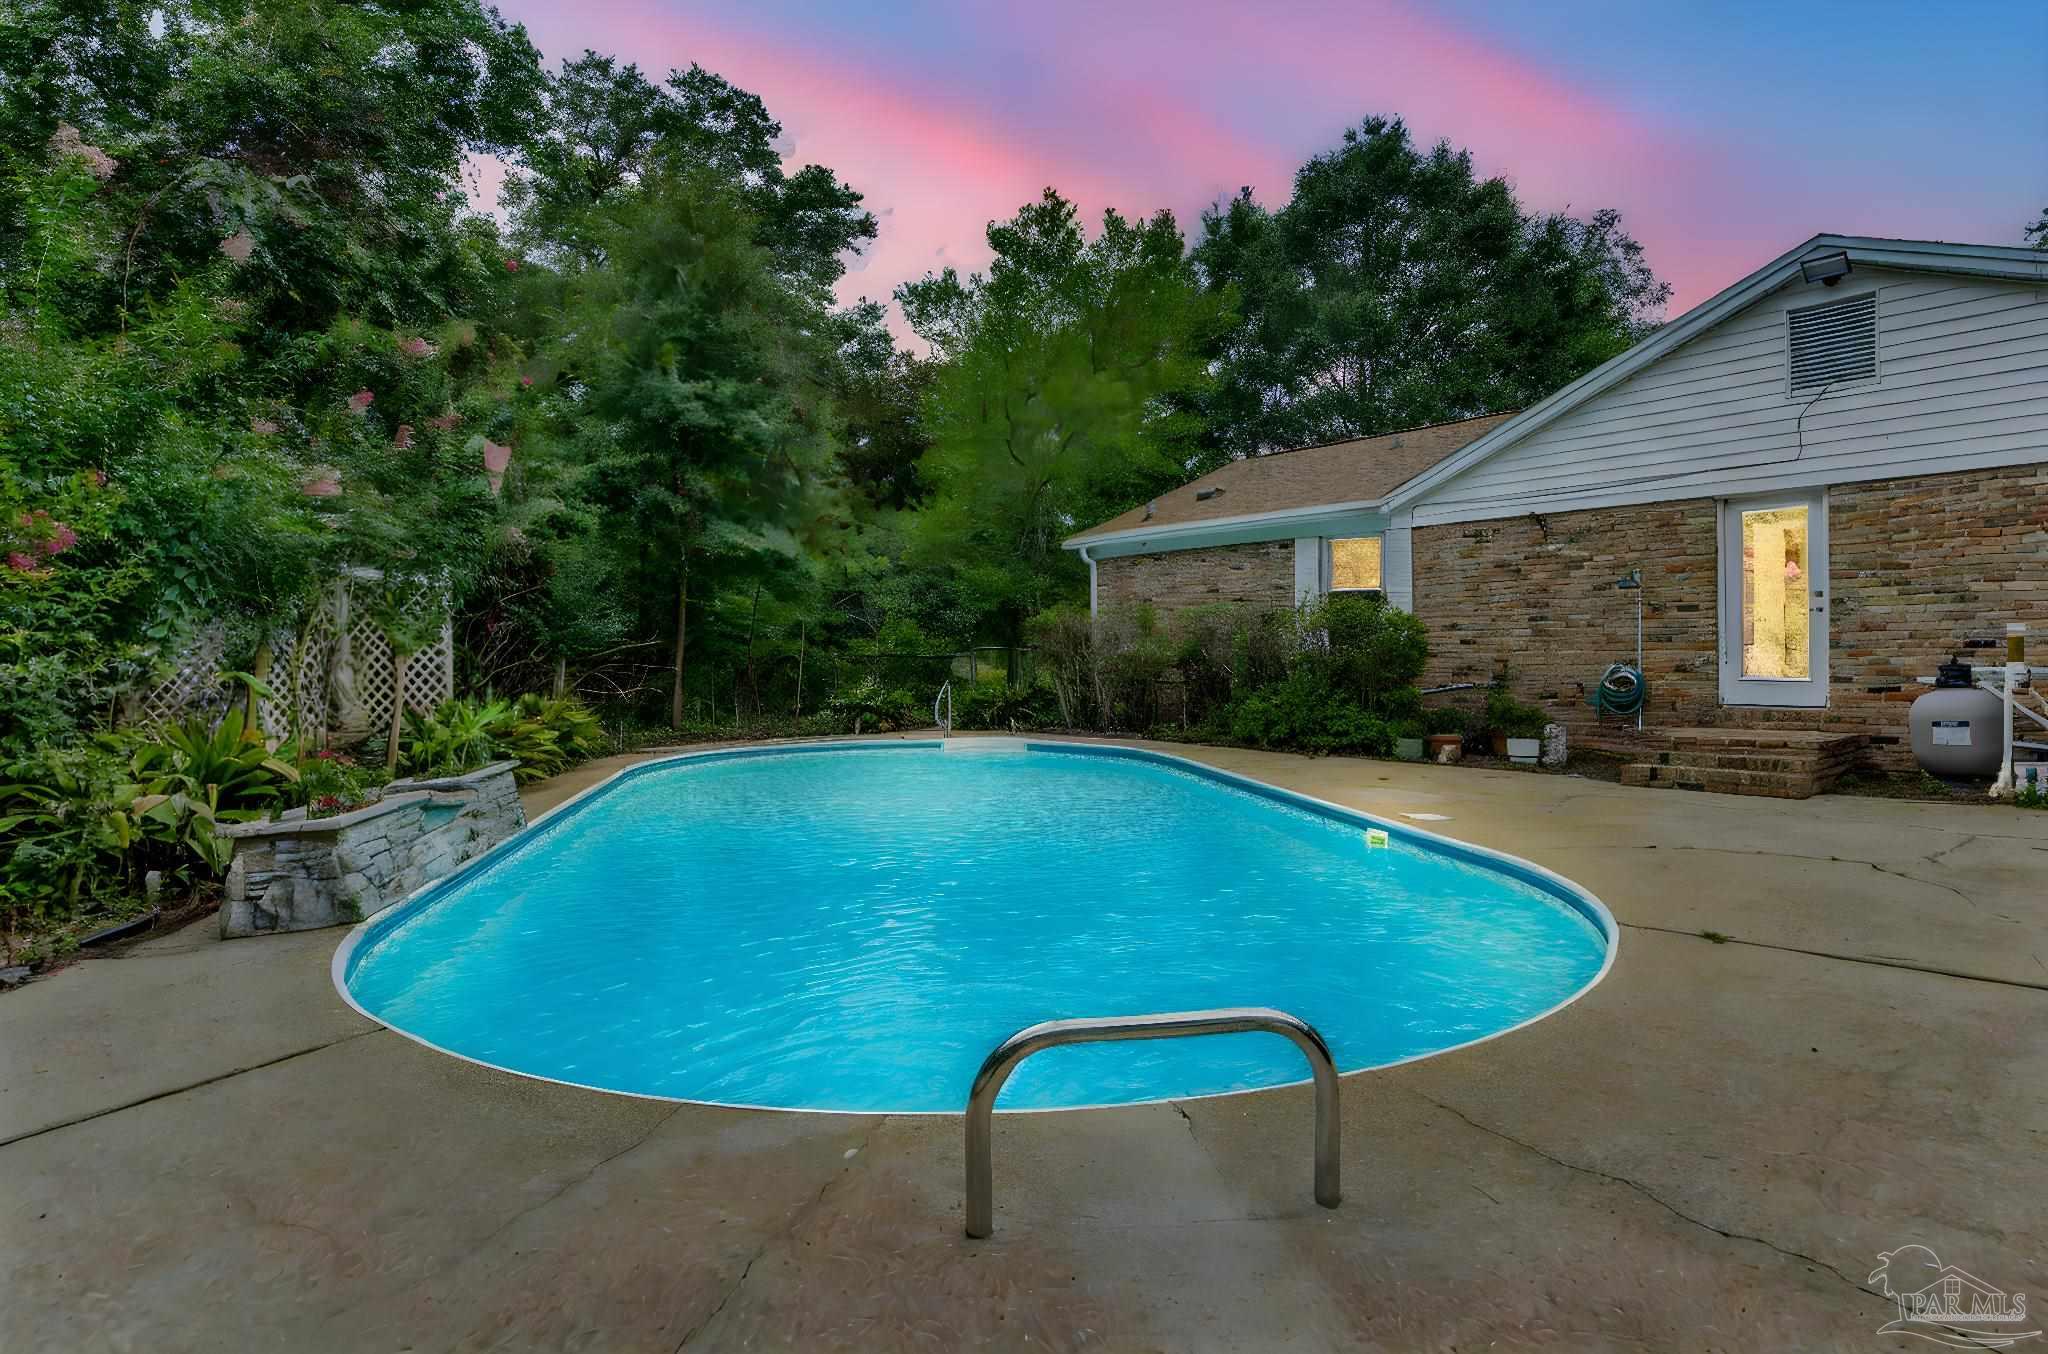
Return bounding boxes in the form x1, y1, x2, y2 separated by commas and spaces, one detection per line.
1483, 688, 1547, 740
1301, 592, 1431, 714
953, 677, 1055, 732
1422, 706, 1469, 737
1226, 670, 1392, 755
826, 676, 921, 733
295, 750, 385, 817
496, 694, 607, 783
399, 697, 512, 777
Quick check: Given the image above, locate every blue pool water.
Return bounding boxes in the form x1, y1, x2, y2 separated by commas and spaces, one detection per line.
341, 743, 1611, 1112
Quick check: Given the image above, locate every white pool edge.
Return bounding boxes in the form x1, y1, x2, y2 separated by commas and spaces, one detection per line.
330, 735, 1619, 1117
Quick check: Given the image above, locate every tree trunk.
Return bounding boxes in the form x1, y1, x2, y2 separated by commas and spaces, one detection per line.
384, 648, 409, 774
552, 655, 567, 700
793, 620, 806, 717
246, 641, 273, 731
669, 559, 689, 731
742, 581, 761, 717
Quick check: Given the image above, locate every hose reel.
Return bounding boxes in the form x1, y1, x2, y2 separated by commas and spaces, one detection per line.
1593, 663, 1646, 719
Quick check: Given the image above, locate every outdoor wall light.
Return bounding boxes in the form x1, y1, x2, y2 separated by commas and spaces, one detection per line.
1614, 569, 1641, 590
1798, 250, 1853, 286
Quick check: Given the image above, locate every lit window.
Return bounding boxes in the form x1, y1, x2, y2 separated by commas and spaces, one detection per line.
1327, 537, 1382, 592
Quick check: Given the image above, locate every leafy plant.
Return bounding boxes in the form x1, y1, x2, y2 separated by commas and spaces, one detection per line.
826, 676, 920, 734
399, 697, 513, 777
1484, 689, 1548, 741
495, 694, 607, 783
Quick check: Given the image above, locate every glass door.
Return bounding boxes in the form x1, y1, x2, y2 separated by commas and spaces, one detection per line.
1718, 491, 1828, 707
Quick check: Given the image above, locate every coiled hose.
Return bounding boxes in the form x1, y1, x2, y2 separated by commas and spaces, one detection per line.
1593, 663, 1647, 718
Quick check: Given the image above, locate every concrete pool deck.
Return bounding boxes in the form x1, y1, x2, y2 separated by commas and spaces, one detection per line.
5, 736, 2045, 1351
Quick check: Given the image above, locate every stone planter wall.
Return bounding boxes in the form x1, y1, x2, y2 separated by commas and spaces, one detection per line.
219, 760, 525, 938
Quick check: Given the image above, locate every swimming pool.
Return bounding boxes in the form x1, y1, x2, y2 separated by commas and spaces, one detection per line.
336, 740, 1614, 1112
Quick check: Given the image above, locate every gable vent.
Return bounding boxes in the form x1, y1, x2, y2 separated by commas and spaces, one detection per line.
1788, 292, 1877, 394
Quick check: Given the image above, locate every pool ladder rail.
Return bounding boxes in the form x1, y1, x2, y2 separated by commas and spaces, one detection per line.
934, 679, 953, 738
964, 1006, 1341, 1238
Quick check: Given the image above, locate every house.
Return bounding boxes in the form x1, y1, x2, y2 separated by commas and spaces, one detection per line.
1066, 235, 2048, 792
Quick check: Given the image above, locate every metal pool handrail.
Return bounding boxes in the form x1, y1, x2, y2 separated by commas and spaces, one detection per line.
933, 679, 952, 737
964, 1006, 1341, 1238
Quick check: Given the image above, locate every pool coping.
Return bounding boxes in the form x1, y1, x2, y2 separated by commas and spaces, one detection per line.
331, 736, 1619, 1117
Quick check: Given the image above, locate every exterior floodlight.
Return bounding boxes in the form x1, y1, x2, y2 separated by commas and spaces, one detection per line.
1798, 250, 1853, 286
1614, 570, 1641, 590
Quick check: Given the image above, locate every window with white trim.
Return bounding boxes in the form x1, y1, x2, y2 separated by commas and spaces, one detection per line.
1325, 536, 1383, 593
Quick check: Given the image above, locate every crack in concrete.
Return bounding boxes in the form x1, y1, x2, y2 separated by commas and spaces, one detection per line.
1620, 922, 2048, 994
1409, 1090, 1890, 1310
1660, 843, 1982, 909
0, 1026, 386, 1150
466, 1103, 686, 1258
1923, 834, 1979, 867
673, 1116, 886, 1351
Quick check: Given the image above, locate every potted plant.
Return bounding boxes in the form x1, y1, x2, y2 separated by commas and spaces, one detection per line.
1485, 689, 1547, 764
1391, 719, 1426, 761
1422, 707, 1466, 763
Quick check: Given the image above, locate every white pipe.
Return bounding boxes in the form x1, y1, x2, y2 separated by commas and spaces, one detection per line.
1079, 545, 1098, 618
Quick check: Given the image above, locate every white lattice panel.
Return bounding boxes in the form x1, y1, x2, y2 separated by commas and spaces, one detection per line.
131, 622, 231, 733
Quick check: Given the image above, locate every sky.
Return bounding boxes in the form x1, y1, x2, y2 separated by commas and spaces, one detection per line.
487, 0, 2047, 331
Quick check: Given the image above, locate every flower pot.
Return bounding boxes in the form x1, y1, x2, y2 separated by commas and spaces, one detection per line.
1506, 736, 1541, 765
1489, 732, 1509, 756
1425, 733, 1463, 764
1394, 736, 1426, 762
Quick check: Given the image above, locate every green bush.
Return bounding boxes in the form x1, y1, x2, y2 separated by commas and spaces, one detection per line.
826, 676, 922, 733
1226, 670, 1392, 755
399, 697, 513, 777
1483, 688, 1548, 740
496, 694, 608, 783
953, 677, 1055, 732
1308, 592, 1432, 714
1422, 706, 1469, 737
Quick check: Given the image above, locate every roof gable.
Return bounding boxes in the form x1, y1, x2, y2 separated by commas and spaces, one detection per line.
1383, 235, 2048, 512
1066, 413, 1510, 546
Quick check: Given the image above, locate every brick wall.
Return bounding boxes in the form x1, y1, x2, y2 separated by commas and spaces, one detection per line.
1096, 540, 1295, 618
1410, 464, 2048, 769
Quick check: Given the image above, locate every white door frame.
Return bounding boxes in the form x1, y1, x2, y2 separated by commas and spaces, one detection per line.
1717, 488, 1829, 708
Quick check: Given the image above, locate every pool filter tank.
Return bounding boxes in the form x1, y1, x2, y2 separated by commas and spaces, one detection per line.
1909, 657, 2005, 777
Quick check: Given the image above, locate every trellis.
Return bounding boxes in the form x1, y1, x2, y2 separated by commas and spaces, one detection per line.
132, 573, 452, 746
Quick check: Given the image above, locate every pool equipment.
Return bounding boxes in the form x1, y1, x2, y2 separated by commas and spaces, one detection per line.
1915, 625, 2047, 798
1909, 658, 2005, 777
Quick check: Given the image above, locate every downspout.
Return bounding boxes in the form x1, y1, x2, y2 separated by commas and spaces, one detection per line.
1078, 545, 1098, 618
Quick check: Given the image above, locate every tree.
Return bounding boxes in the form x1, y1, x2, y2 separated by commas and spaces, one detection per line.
1192, 116, 1671, 454
2027, 207, 2048, 250
504, 52, 875, 296
550, 169, 843, 729
898, 190, 1232, 640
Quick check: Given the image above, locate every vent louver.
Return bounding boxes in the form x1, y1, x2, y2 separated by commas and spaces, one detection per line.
1787, 292, 1877, 394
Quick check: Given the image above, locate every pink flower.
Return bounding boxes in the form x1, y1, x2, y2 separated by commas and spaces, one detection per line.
219, 230, 255, 263
7, 552, 37, 573
398, 336, 437, 359
392, 424, 414, 450
42, 523, 77, 556
347, 389, 374, 414
48, 124, 117, 181
302, 476, 342, 498
249, 418, 279, 436
87, 469, 106, 487
520, 376, 533, 388
502, 257, 520, 272
425, 412, 461, 431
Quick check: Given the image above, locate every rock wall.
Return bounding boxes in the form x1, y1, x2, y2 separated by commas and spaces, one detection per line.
220, 760, 525, 937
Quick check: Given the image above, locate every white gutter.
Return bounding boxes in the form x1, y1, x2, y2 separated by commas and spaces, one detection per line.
1065, 497, 1390, 552
1078, 544, 1098, 617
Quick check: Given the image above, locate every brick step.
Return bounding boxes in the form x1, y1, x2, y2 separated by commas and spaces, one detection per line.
1619, 763, 1820, 799
1635, 729, 1870, 754
1637, 750, 1850, 775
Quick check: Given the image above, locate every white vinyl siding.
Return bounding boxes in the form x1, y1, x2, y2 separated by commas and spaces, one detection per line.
1413, 269, 2048, 525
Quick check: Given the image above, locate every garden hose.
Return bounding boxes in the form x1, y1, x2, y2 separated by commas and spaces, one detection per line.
1593, 663, 1647, 718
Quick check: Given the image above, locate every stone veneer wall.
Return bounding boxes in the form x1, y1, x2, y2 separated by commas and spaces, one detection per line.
219, 760, 526, 937
1095, 540, 1295, 618
1410, 463, 2048, 770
